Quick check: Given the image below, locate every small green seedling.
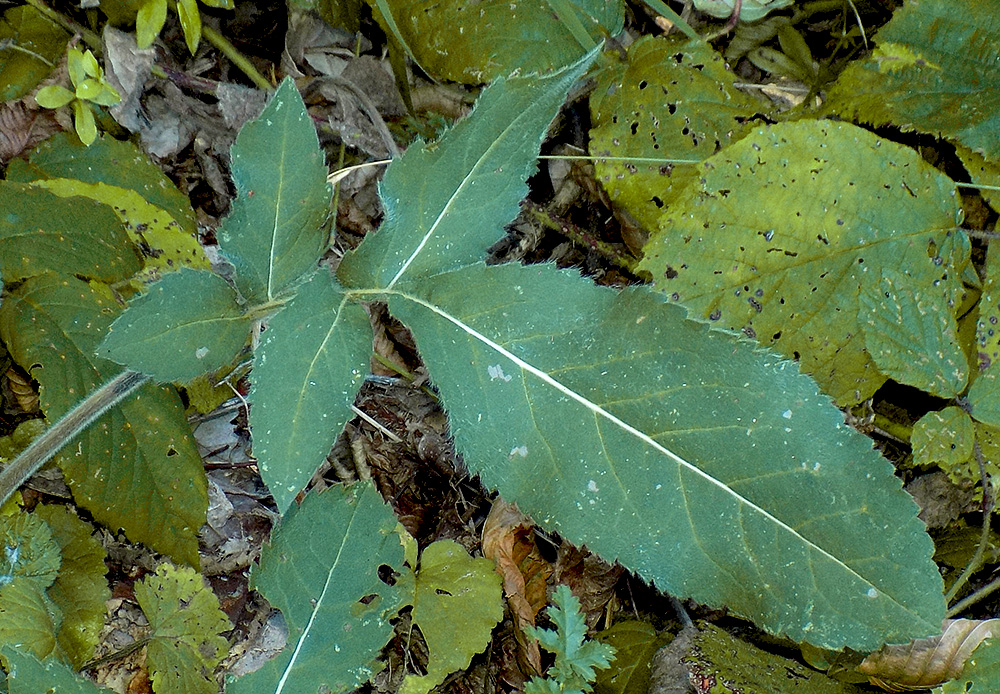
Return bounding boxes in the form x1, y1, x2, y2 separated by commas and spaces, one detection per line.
35, 47, 120, 146
136, 0, 234, 54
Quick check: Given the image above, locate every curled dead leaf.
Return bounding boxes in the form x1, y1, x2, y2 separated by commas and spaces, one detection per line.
859, 618, 1000, 691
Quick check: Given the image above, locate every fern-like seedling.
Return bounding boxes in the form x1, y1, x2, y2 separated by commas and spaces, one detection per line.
525, 584, 615, 694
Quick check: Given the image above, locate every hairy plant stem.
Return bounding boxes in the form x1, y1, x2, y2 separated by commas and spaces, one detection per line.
0, 370, 149, 508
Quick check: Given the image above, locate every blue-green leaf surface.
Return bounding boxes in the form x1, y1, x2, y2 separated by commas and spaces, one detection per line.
217, 78, 332, 304
1, 649, 110, 693
376, 262, 944, 650
227, 483, 406, 694
250, 270, 372, 514
99, 268, 251, 383
338, 48, 598, 291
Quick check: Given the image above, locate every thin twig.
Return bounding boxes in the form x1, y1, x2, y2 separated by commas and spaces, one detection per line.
945, 441, 994, 609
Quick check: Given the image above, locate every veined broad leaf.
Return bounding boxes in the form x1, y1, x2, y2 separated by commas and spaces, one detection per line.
0, 512, 62, 659
0, 274, 207, 566
826, 0, 1000, 161
376, 261, 944, 650
0, 183, 141, 283
217, 78, 332, 304
367, 0, 622, 84
250, 270, 371, 514
228, 482, 406, 694
99, 268, 251, 383
339, 48, 600, 291
637, 120, 968, 406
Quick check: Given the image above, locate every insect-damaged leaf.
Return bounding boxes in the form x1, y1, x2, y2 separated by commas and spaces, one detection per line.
638, 120, 968, 406
0, 274, 207, 566
227, 482, 405, 694
589, 36, 760, 233
250, 270, 371, 514
217, 78, 331, 304
379, 261, 944, 650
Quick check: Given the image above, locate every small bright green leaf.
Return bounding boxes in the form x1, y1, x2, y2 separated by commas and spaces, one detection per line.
66, 47, 85, 87
6, 132, 200, 240
0, 274, 207, 567
134, 563, 230, 694
0, 183, 141, 283
381, 261, 945, 650
940, 638, 1000, 694
176, 0, 201, 53
136, 0, 167, 48
217, 78, 331, 304
79, 49, 99, 79
826, 0, 1000, 161
34, 85, 74, 109
526, 584, 615, 694
228, 483, 406, 694
859, 268, 969, 398
100, 268, 250, 383
399, 540, 504, 694
638, 120, 968, 406
33, 505, 109, 669
75, 77, 102, 102
1, 649, 110, 693
249, 270, 371, 514
685, 622, 870, 694
691, 0, 792, 22
0, 5, 70, 101
339, 49, 598, 290
593, 622, 670, 694
367, 0, 621, 84
911, 407, 975, 469
72, 100, 97, 146
588, 36, 760, 232
0, 513, 62, 659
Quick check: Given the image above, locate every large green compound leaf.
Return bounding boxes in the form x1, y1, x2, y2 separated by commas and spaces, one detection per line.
217, 78, 332, 304
826, 0, 1000, 162
368, 0, 622, 84
380, 261, 944, 650
339, 49, 599, 291
228, 483, 406, 694
250, 270, 372, 514
638, 120, 969, 406
588, 36, 760, 232
99, 268, 251, 383
0, 183, 142, 283
0, 274, 207, 567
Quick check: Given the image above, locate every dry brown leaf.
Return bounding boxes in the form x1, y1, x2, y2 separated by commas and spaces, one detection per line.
553, 540, 623, 630
859, 618, 1000, 690
482, 498, 554, 673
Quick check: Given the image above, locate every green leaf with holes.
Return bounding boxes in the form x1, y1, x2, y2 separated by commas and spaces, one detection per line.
638, 120, 969, 406
367, 0, 622, 84
826, 0, 1000, 161
398, 539, 504, 694
0, 274, 207, 567
589, 35, 760, 233
911, 407, 975, 469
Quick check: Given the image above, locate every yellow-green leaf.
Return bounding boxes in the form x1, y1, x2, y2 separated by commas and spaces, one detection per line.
34, 84, 74, 109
